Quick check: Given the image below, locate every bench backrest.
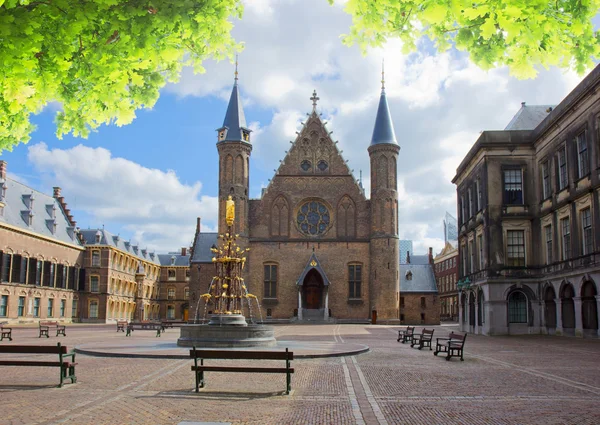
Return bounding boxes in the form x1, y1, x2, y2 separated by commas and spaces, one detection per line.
117, 321, 128, 324
422, 329, 434, 337
190, 348, 293, 361
407, 326, 414, 333
40, 321, 58, 326
0, 344, 67, 355
449, 332, 466, 342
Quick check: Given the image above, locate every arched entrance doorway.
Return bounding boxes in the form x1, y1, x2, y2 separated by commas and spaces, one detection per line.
561, 284, 575, 333
581, 281, 598, 334
477, 288, 484, 328
303, 269, 324, 310
544, 286, 557, 332
469, 292, 475, 328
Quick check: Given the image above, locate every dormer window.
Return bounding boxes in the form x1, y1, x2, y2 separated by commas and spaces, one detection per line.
218, 129, 227, 141
171, 256, 176, 266
242, 130, 250, 142
95, 231, 102, 244
405, 270, 413, 281
0, 183, 6, 200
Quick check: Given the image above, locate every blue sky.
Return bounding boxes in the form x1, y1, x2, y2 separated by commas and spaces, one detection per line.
0, 0, 593, 254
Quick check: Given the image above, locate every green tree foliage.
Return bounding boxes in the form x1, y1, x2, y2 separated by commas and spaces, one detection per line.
334, 0, 600, 78
0, 0, 242, 152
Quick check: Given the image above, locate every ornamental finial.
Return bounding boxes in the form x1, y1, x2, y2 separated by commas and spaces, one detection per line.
234, 54, 239, 83
310, 89, 319, 111
381, 58, 385, 92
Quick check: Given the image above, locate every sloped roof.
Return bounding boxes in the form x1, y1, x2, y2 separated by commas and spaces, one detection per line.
400, 263, 437, 293
370, 89, 398, 146
157, 254, 190, 267
191, 232, 219, 263
408, 255, 430, 265
79, 228, 160, 264
0, 177, 82, 246
218, 81, 251, 143
504, 104, 555, 130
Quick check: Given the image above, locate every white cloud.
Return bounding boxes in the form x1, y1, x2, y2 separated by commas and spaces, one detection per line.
27, 143, 218, 252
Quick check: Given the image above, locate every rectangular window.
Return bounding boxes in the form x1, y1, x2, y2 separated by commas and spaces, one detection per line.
60, 299, 66, 317
545, 225, 553, 264
478, 235, 484, 270
184, 288, 190, 300
542, 160, 551, 199
476, 178, 481, 211
90, 275, 99, 293
72, 299, 78, 318
263, 264, 277, 298
503, 169, 523, 205
61, 266, 68, 289
561, 217, 571, 260
558, 146, 568, 190
460, 195, 465, 224
420, 297, 426, 308
33, 297, 40, 317
468, 188, 473, 218
18, 296, 25, 317
0, 295, 7, 317
89, 301, 98, 319
167, 305, 175, 319
168, 270, 176, 281
469, 240, 475, 273
400, 297, 405, 308
348, 264, 362, 298
581, 208, 593, 255
185, 270, 190, 281
506, 230, 525, 267
91, 251, 100, 267
1, 253, 10, 282
577, 131, 589, 178
47, 299, 54, 317
168, 288, 176, 300
36, 261, 42, 285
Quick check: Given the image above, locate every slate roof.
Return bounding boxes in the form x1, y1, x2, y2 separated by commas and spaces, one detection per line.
79, 228, 160, 264
370, 89, 398, 146
0, 177, 82, 246
504, 104, 555, 130
157, 254, 190, 267
400, 263, 438, 293
218, 81, 251, 143
191, 232, 219, 263
408, 255, 431, 265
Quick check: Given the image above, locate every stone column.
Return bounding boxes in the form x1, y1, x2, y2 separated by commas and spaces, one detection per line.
458, 295, 464, 332
555, 298, 563, 335
474, 298, 479, 335
298, 289, 302, 320
574, 297, 583, 337
540, 300, 546, 333
324, 287, 329, 319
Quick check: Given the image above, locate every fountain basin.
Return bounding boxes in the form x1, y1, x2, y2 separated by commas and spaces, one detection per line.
177, 323, 276, 348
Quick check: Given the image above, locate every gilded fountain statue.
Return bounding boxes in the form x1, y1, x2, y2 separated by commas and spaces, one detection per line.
177, 196, 276, 347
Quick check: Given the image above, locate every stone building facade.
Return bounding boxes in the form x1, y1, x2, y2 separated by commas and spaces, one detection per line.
434, 242, 459, 321
190, 79, 402, 323
399, 250, 440, 325
452, 64, 600, 337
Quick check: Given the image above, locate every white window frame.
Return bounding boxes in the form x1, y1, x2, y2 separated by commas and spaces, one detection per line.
561, 217, 571, 260
581, 208, 593, 255
544, 225, 553, 264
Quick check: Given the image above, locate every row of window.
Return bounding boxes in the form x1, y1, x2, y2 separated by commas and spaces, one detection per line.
0, 295, 74, 318
437, 274, 457, 293
0, 253, 82, 290
263, 263, 363, 299
541, 130, 591, 200
435, 257, 456, 273
167, 287, 190, 300
459, 176, 484, 224
461, 233, 485, 275
544, 208, 594, 264
399, 296, 429, 309
91, 250, 160, 280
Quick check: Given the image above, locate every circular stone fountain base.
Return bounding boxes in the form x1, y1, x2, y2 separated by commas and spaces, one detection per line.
177, 323, 276, 348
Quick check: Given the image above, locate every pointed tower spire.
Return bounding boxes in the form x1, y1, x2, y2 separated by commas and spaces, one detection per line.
217, 58, 251, 143
370, 61, 398, 146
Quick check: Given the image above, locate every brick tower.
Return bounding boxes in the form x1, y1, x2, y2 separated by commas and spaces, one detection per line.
216, 62, 251, 248
368, 68, 400, 322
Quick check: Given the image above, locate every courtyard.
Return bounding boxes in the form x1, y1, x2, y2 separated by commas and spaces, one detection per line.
0, 323, 599, 425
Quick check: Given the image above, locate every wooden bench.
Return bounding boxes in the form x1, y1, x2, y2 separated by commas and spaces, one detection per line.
160, 320, 187, 331
116, 321, 128, 332
397, 326, 414, 344
411, 328, 434, 350
0, 322, 12, 341
39, 321, 66, 338
190, 347, 294, 395
0, 342, 77, 387
126, 322, 161, 337
434, 332, 467, 361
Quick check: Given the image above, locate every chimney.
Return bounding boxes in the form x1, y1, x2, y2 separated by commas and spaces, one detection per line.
429, 247, 433, 264
521, 101, 526, 107
196, 217, 201, 233
181, 247, 187, 256
406, 251, 410, 264
53, 187, 61, 198
0, 160, 6, 180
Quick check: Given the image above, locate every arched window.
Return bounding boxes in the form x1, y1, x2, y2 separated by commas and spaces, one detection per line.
508, 291, 528, 323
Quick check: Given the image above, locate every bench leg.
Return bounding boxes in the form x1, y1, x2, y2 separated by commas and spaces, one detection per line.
286, 370, 291, 395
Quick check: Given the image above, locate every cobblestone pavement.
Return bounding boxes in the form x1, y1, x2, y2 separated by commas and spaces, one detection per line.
0, 323, 599, 424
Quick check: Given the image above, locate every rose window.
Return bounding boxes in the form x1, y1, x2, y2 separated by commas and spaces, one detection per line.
296, 200, 330, 236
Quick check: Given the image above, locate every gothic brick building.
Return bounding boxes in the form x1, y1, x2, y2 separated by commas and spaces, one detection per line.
190, 75, 402, 323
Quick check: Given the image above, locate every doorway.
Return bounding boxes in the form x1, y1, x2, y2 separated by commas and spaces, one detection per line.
303, 269, 324, 310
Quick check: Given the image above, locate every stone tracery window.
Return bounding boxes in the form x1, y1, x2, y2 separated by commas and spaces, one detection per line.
296, 200, 330, 236
300, 160, 312, 171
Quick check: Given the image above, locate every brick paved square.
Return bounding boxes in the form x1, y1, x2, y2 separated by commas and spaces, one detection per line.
0, 323, 599, 425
